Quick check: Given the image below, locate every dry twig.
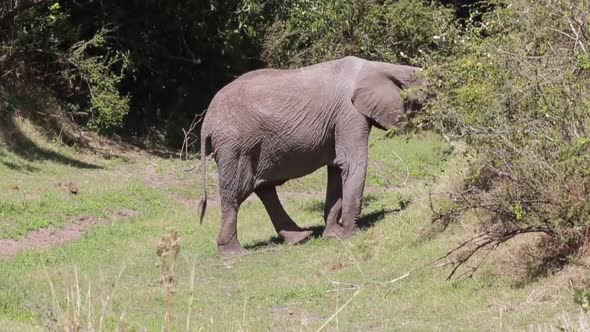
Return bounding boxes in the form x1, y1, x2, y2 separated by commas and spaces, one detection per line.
180, 111, 205, 161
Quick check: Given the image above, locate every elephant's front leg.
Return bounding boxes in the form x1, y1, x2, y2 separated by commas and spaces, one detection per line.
322, 166, 345, 239
255, 186, 313, 244
339, 160, 367, 237
334, 113, 370, 237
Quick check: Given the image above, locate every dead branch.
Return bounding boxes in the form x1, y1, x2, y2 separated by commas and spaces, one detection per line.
179, 111, 205, 161
441, 227, 554, 280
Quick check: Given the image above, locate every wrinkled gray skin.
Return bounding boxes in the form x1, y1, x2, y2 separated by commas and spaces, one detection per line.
198, 56, 427, 257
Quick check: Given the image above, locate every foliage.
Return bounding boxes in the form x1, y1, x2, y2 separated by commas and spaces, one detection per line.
426, 0, 590, 277
97, 0, 269, 143
0, 0, 471, 139
262, 0, 456, 67
1, 2, 131, 133
69, 27, 131, 132
0, 0, 268, 139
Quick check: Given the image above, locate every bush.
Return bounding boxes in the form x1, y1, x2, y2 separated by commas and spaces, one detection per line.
0, 0, 268, 139
0, 2, 130, 134
426, 0, 590, 278
262, 0, 456, 67
68, 27, 130, 133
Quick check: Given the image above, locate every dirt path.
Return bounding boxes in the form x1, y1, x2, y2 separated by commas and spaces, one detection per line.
0, 209, 137, 260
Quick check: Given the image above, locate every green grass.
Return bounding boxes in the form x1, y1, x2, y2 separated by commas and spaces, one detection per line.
0, 181, 165, 238
0, 126, 583, 331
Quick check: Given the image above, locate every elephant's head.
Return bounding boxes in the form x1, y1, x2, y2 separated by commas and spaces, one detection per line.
351, 62, 427, 130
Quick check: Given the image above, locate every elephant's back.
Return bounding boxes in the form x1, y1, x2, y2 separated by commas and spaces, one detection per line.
205, 65, 335, 132
202, 57, 357, 157
216, 57, 358, 99
234, 68, 286, 82
205, 58, 360, 135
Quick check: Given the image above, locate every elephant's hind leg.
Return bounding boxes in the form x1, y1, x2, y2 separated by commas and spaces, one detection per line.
255, 186, 313, 245
216, 152, 255, 257
217, 198, 248, 257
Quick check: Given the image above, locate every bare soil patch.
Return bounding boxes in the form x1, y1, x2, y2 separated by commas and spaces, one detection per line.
0, 215, 97, 260
0, 209, 138, 260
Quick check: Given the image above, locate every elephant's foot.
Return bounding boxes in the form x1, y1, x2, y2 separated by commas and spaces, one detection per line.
322, 224, 360, 239
279, 229, 313, 245
218, 243, 249, 258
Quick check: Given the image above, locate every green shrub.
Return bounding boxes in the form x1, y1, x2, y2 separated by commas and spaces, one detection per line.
426, 0, 590, 277
1, 0, 268, 138
262, 0, 456, 67
1, 2, 130, 134
68, 27, 130, 133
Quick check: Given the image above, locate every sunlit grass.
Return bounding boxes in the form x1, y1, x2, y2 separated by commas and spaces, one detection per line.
0, 128, 582, 331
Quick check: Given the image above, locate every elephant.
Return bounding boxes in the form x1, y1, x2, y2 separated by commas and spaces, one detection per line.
198, 56, 427, 257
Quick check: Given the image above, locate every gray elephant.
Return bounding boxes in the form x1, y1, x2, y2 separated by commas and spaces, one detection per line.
198, 56, 427, 257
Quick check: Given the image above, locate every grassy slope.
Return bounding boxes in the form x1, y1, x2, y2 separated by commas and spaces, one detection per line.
0, 119, 582, 331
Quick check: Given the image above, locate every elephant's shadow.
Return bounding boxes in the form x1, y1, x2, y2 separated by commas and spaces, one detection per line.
244, 201, 404, 250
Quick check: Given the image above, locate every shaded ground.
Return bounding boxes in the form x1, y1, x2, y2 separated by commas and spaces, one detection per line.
0, 110, 100, 170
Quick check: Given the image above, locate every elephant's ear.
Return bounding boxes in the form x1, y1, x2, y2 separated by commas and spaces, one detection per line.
351, 74, 404, 130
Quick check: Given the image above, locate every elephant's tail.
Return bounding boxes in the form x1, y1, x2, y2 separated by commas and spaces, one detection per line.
198, 129, 208, 224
